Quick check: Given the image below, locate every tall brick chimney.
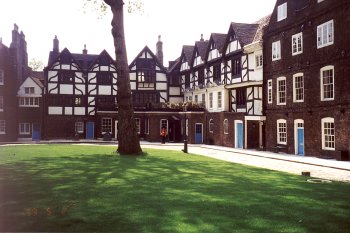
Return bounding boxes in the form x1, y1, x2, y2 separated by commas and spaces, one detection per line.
156, 35, 163, 66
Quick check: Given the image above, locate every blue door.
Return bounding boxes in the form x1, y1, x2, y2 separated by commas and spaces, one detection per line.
297, 128, 304, 155
86, 122, 94, 139
195, 124, 203, 144
236, 122, 243, 149
32, 123, 41, 140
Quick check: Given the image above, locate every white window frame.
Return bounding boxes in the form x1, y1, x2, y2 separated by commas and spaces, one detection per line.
209, 119, 214, 133
201, 93, 206, 107
277, 77, 286, 105
272, 41, 281, 61
277, 3, 287, 22
292, 32, 303, 55
144, 118, 149, 135
277, 119, 287, 145
19, 97, 39, 107
101, 118, 112, 134
24, 87, 35, 94
75, 122, 84, 133
19, 123, 31, 135
160, 119, 168, 134
317, 20, 334, 49
0, 96, 3, 112
0, 120, 5, 134
135, 118, 141, 134
0, 69, 4, 85
321, 117, 335, 150
217, 91, 222, 109
268, 79, 273, 104
320, 65, 334, 101
209, 92, 213, 109
223, 119, 229, 134
293, 73, 304, 102
255, 54, 263, 69
318, 0, 324, 2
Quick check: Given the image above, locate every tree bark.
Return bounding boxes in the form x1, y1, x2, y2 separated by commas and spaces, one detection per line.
104, 0, 142, 155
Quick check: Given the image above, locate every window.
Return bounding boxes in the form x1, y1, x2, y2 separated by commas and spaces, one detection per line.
292, 33, 303, 55
144, 118, 149, 135
231, 58, 241, 76
213, 64, 221, 83
0, 120, 5, 134
101, 118, 112, 134
0, 96, 3, 111
293, 73, 304, 102
255, 54, 263, 68
19, 123, 31, 135
194, 95, 198, 103
75, 122, 84, 133
318, 0, 324, 2
19, 97, 39, 107
321, 66, 334, 101
317, 20, 334, 48
0, 70, 3, 85
209, 93, 213, 109
223, 119, 229, 134
236, 88, 246, 108
24, 87, 35, 94
272, 41, 281, 61
160, 119, 168, 133
209, 119, 214, 133
322, 118, 335, 150
201, 93, 206, 107
277, 77, 286, 105
75, 97, 82, 105
277, 119, 287, 145
277, 3, 287, 21
217, 92, 222, 109
134, 118, 141, 134
268, 80, 273, 104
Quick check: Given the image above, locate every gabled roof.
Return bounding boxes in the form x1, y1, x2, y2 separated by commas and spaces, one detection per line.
168, 57, 181, 73
31, 77, 44, 89
129, 46, 167, 72
192, 40, 209, 64
71, 53, 99, 71
181, 45, 195, 63
229, 23, 259, 47
210, 33, 227, 52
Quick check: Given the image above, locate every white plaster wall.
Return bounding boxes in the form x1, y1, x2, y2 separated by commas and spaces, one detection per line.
48, 107, 62, 115
156, 82, 167, 90
130, 73, 137, 81
156, 73, 167, 82
160, 92, 167, 102
75, 85, 85, 95
65, 107, 73, 115
48, 84, 58, 94
88, 107, 95, 115
169, 87, 180, 96
60, 84, 73, 95
100, 66, 109, 72
88, 97, 95, 105
75, 73, 84, 83
130, 81, 136, 90
169, 97, 183, 103
255, 100, 263, 115
48, 71, 58, 81
61, 64, 70, 70
88, 85, 97, 95
98, 85, 111, 95
17, 78, 42, 97
74, 107, 85, 116
88, 73, 97, 83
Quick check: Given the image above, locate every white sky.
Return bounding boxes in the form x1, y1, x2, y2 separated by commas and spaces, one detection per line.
0, 0, 276, 68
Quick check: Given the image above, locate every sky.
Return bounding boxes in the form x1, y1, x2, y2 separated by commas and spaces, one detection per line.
0, 0, 276, 69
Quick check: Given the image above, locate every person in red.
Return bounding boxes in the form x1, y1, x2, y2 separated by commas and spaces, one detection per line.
161, 127, 167, 144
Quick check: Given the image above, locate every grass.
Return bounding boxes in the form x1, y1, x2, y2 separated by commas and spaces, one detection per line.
0, 144, 350, 232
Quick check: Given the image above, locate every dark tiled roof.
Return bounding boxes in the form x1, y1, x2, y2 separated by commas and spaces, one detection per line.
71, 53, 99, 70
30, 71, 45, 81
168, 58, 180, 73
230, 23, 259, 46
31, 77, 44, 89
195, 40, 209, 60
211, 33, 227, 52
182, 45, 195, 61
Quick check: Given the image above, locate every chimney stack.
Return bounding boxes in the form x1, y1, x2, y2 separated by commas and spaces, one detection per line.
200, 34, 204, 42
53, 35, 59, 53
156, 35, 163, 65
83, 44, 88, 55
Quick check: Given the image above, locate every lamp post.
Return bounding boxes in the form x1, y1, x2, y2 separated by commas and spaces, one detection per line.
183, 103, 188, 153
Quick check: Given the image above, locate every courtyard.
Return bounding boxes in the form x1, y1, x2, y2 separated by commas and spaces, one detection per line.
0, 144, 350, 232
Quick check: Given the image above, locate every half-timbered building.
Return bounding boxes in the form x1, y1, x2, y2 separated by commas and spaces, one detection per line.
43, 37, 118, 140
263, 0, 350, 158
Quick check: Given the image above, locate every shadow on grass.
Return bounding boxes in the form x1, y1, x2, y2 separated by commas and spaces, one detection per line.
0, 145, 350, 232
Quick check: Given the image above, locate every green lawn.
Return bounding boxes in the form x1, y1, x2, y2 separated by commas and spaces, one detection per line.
0, 145, 350, 233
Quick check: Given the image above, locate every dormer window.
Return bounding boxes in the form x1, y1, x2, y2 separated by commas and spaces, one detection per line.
24, 87, 35, 94
277, 3, 287, 22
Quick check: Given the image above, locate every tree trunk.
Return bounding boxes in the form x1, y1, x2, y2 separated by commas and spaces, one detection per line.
104, 0, 142, 155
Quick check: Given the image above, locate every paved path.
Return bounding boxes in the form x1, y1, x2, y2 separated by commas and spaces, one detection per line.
140, 143, 350, 183
2, 140, 350, 182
